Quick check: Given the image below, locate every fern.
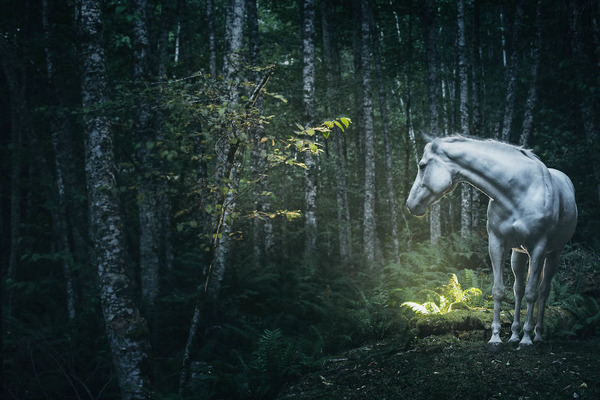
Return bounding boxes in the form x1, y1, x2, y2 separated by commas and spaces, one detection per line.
402, 302, 430, 315
400, 274, 485, 315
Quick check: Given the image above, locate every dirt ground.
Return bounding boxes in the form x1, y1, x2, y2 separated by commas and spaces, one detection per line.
277, 334, 600, 400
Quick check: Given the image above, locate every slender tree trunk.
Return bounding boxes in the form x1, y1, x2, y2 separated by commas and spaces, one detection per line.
471, 0, 482, 137
322, 0, 352, 264
247, 0, 274, 263
457, 0, 472, 238
351, 0, 364, 175
132, 0, 163, 307
372, 20, 400, 263
206, 0, 217, 78
0, 40, 24, 320
500, 0, 524, 142
520, 0, 542, 147
43, 0, 77, 319
156, 0, 172, 79
208, 0, 245, 299
78, 1, 150, 398
361, 0, 376, 264
569, 0, 600, 202
302, 0, 318, 265
423, 0, 442, 243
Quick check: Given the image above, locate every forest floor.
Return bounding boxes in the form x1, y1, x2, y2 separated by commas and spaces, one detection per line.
277, 316, 600, 399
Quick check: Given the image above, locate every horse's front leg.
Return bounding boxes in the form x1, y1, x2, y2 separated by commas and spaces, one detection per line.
534, 251, 559, 342
509, 249, 528, 343
520, 245, 546, 347
488, 233, 507, 351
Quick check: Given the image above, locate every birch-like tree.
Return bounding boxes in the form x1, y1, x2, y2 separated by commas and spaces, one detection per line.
78, 0, 150, 397
457, 0, 472, 238
373, 18, 400, 262
361, 0, 377, 263
422, 0, 442, 243
302, 0, 318, 264
208, 0, 246, 300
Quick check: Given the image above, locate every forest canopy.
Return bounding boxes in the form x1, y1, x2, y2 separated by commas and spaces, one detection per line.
2, 0, 600, 399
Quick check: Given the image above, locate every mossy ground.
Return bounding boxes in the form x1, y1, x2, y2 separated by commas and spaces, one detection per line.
277, 311, 599, 400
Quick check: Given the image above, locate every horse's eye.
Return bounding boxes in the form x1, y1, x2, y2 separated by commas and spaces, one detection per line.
419, 162, 427, 170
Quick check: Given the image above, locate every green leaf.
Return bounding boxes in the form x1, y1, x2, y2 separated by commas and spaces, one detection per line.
340, 117, 351, 128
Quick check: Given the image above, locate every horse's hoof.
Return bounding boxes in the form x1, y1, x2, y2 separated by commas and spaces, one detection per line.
508, 336, 520, 344
518, 341, 534, 350
487, 342, 503, 352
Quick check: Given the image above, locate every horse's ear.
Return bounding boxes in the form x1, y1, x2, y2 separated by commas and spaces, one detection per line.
423, 133, 435, 143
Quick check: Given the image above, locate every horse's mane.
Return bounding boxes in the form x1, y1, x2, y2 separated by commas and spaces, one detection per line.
436, 134, 541, 163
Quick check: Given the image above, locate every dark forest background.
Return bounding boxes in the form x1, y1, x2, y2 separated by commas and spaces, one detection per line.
2, 0, 600, 399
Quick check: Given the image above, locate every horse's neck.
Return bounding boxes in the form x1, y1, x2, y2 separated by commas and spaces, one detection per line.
447, 141, 547, 209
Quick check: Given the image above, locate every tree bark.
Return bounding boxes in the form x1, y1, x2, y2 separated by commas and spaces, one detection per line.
569, 0, 600, 203
247, 0, 274, 263
519, 0, 542, 147
471, 0, 482, 137
423, 0, 442, 244
206, 0, 217, 78
302, 0, 318, 264
132, 0, 163, 307
43, 0, 77, 319
208, 0, 245, 299
361, 0, 376, 264
372, 17, 400, 263
500, 0, 524, 142
457, 0, 472, 238
322, 0, 352, 264
78, 1, 150, 398
0, 39, 25, 321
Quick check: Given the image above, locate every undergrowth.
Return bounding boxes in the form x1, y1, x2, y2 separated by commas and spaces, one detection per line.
176, 238, 600, 400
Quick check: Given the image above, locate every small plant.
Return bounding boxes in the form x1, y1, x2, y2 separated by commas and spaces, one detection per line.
401, 274, 483, 315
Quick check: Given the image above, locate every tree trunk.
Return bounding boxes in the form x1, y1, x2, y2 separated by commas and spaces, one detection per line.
569, 0, 600, 203
423, 0, 442, 244
157, 0, 174, 77
457, 0, 472, 238
322, 0, 352, 264
206, 0, 217, 78
78, 1, 150, 398
361, 0, 376, 264
247, 0, 274, 263
471, 0, 482, 137
500, 0, 524, 142
0, 40, 25, 321
520, 0, 542, 147
43, 0, 77, 319
208, 0, 245, 298
132, 0, 162, 307
302, 0, 318, 264
372, 17, 400, 263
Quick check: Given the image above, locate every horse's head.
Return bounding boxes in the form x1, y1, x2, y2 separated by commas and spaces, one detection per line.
406, 140, 456, 216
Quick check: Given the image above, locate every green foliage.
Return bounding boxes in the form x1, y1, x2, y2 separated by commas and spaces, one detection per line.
400, 274, 484, 315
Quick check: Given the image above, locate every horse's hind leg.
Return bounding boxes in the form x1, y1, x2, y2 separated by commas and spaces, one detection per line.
509, 249, 528, 343
534, 252, 559, 342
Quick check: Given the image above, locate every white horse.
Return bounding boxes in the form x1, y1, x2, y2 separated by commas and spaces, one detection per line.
406, 136, 577, 350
